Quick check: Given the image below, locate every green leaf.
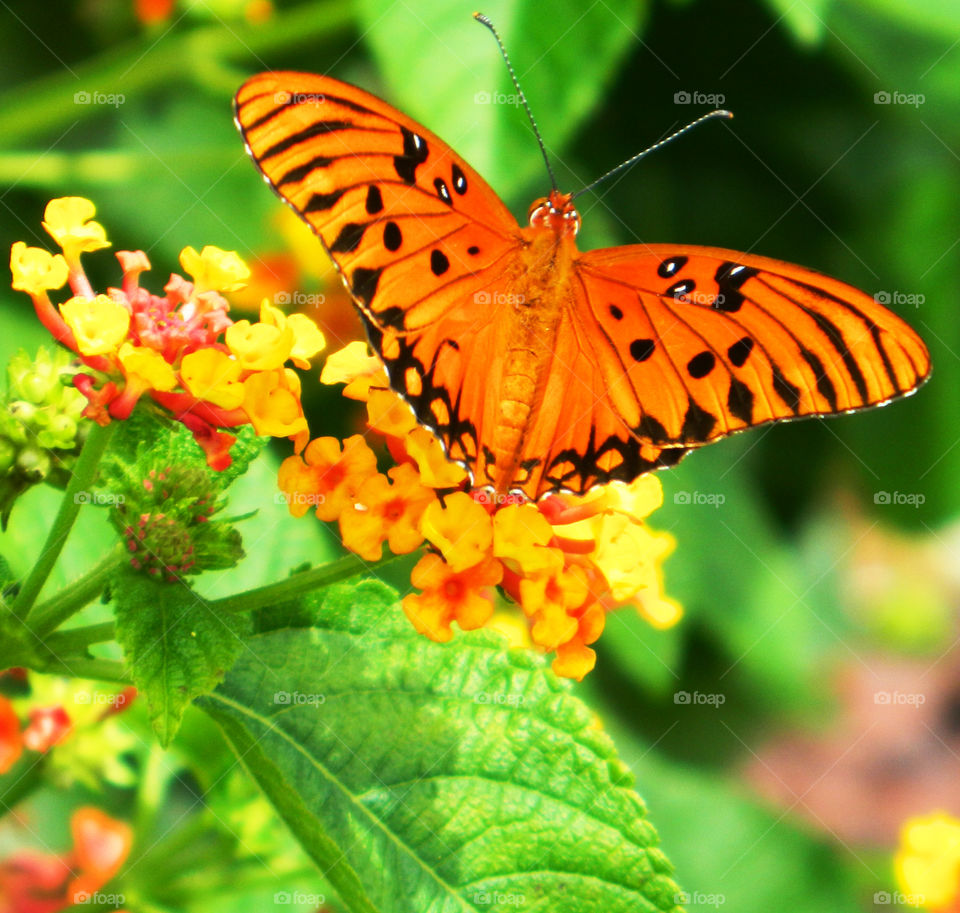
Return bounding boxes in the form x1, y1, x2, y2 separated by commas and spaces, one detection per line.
198, 580, 683, 913
356, 0, 647, 202
762, 0, 831, 44
114, 569, 250, 745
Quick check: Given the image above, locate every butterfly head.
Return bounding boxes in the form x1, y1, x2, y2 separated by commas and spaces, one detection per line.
528, 190, 580, 238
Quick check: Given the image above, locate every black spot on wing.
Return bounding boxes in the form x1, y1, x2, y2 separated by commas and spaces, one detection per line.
351, 266, 383, 308
657, 256, 687, 279
365, 185, 384, 214
714, 262, 758, 313
727, 376, 755, 424
452, 163, 467, 194
727, 336, 754, 367
430, 250, 449, 276
799, 347, 838, 411
383, 221, 402, 252
687, 351, 716, 379
636, 414, 670, 444
304, 189, 346, 212
681, 399, 717, 441
771, 365, 801, 413
434, 178, 452, 205
329, 222, 366, 254
394, 127, 429, 184
630, 338, 655, 362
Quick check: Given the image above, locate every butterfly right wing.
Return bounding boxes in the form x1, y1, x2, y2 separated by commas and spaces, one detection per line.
235, 72, 523, 334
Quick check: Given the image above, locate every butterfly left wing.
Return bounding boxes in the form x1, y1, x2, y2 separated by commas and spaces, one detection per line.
571, 244, 930, 448
235, 72, 522, 333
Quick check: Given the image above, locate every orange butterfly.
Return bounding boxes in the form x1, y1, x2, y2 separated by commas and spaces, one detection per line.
235, 27, 929, 501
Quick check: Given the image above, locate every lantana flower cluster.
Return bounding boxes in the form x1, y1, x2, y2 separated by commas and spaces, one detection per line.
279, 342, 682, 680
896, 811, 960, 911
10, 197, 325, 470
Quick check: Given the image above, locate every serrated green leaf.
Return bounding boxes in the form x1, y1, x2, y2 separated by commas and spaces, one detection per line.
198, 580, 683, 913
114, 569, 250, 745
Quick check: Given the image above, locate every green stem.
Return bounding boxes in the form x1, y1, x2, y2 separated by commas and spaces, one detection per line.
0, 0, 354, 147
36, 656, 128, 683
0, 758, 45, 813
208, 552, 402, 615
11, 422, 115, 620
43, 621, 116, 655
27, 546, 125, 635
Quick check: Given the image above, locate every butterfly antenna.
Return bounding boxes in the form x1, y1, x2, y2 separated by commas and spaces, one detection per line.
572, 108, 733, 199
474, 11, 559, 192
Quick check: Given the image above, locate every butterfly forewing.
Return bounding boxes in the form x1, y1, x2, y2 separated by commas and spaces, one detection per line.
576, 245, 931, 446
235, 72, 522, 333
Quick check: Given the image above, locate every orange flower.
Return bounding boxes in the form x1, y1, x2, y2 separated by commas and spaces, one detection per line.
338, 463, 435, 560
519, 563, 590, 650
493, 503, 564, 577
278, 434, 378, 522
402, 553, 503, 641
0, 696, 22, 774
67, 807, 132, 905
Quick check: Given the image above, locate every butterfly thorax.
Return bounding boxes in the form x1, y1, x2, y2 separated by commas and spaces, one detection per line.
485, 205, 580, 495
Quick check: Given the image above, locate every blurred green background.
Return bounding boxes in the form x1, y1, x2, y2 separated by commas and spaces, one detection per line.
1, 0, 958, 910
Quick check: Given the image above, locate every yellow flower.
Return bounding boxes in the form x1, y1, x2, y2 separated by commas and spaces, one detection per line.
366, 388, 418, 438
588, 513, 675, 603
179, 245, 250, 293
519, 563, 589, 650
226, 316, 294, 371
405, 427, 469, 488
42, 197, 110, 263
402, 553, 502, 642
493, 503, 563, 577
895, 811, 960, 910
241, 368, 308, 438
420, 491, 494, 573
338, 463, 435, 561
320, 341, 387, 400
59, 294, 130, 356
259, 300, 325, 368
180, 348, 244, 409
277, 434, 378, 523
10, 242, 69, 295
117, 342, 177, 391
603, 474, 664, 521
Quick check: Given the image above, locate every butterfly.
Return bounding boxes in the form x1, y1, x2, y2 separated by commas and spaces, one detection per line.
235, 61, 930, 501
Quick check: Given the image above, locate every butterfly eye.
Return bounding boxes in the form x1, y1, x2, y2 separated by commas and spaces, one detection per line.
527, 197, 550, 226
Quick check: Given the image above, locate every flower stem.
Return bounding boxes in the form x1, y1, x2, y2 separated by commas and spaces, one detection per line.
12, 421, 115, 620
208, 552, 403, 615
36, 656, 128, 683
27, 547, 125, 636
42, 621, 116, 656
